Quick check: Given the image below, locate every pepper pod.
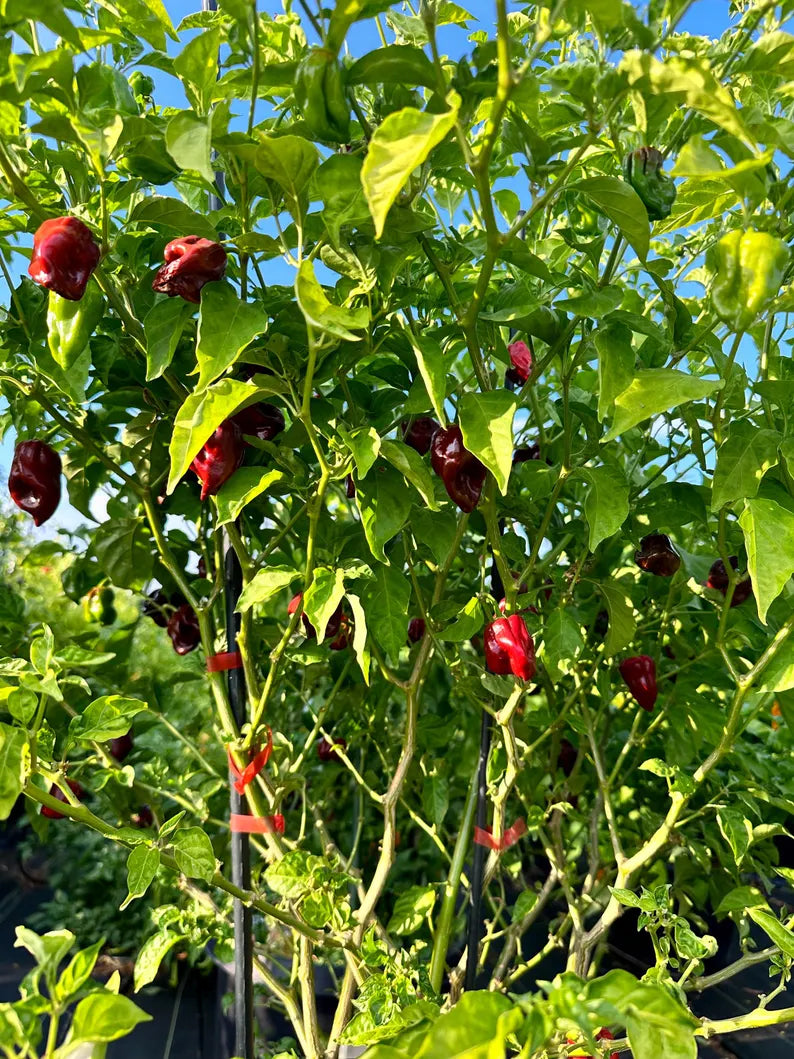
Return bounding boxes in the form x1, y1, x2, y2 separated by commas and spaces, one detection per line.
8, 440, 62, 526
166, 603, 201, 655
318, 736, 347, 762
190, 420, 245, 500
42, 780, 84, 820
430, 425, 487, 513
505, 339, 532, 387
707, 229, 789, 333
232, 403, 285, 442
288, 592, 343, 641
28, 217, 100, 301
706, 556, 753, 607
152, 235, 227, 303
401, 417, 440, 456
294, 47, 350, 143
407, 617, 426, 644
623, 146, 677, 221
634, 532, 681, 577
619, 655, 657, 712
484, 614, 536, 681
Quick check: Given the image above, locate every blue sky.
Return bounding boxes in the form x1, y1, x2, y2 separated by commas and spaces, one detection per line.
0, 1, 745, 537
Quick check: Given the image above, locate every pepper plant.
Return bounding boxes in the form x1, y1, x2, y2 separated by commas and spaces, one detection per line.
4, 2, 794, 1058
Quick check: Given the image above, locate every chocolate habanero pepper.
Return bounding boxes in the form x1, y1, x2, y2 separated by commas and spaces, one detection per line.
619, 655, 657, 712
167, 603, 201, 655
484, 614, 536, 681
401, 417, 440, 456
623, 146, 676, 221
42, 780, 84, 820
407, 617, 426, 644
707, 229, 789, 333
232, 403, 285, 443
190, 420, 245, 500
295, 47, 350, 144
634, 532, 681, 577
505, 339, 532, 387
8, 441, 62, 526
152, 236, 227, 303
28, 217, 100, 301
706, 556, 753, 607
430, 425, 487, 513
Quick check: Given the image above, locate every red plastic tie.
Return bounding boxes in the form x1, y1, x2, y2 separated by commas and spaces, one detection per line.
207, 650, 243, 673
473, 817, 526, 851
230, 813, 285, 835
227, 728, 273, 794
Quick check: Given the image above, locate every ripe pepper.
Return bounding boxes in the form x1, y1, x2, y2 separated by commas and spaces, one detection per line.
232, 403, 285, 443
109, 732, 133, 762
318, 736, 347, 762
619, 655, 657, 712
567, 1028, 618, 1059
42, 780, 84, 819
133, 805, 154, 828
706, 556, 752, 607
407, 617, 426, 643
47, 283, 105, 370
513, 443, 541, 464
708, 229, 789, 332
295, 48, 350, 143
152, 235, 227, 303
142, 589, 184, 627
28, 217, 101, 301
430, 425, 487, 513
8, 440, 62, 526
634, 532, 681, 577
484, 614, 536, 681
288, 592, 343, 641
191, 420, 245, 500
505, 339, 532, 387
167, 603, 201, 655
402, 417, 440, 456
557, 738, 577, 778
329, 615, 351, 650
623, 146, 676, 221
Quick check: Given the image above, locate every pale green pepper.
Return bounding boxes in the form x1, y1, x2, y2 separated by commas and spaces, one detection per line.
708, 229, 789, 332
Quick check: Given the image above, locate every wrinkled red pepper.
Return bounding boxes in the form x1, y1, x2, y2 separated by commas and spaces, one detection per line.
232, 403, 285, 443
706, 556, 752, 607
506, 339, 532, 386
402, 417, 440, 456
484, 614, 536, 681
42, 779, 84, 819
8, 440, 62, 526
619, 655, 657, 711
28, 217, 100, 301
318, 736, 347, 762
167, 603, 201, 655
152, 235, 227, 303
288, 592, 343, 641
634, 532, 681, 577
191, 420, 245, 500
430, 425, 487, 513
408, 617, 426, 643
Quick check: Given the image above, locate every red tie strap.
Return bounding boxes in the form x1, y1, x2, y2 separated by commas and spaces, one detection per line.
227, 728, 273, 794
474, 818, 527, 851
207, 650, 243, 673
230, 813, 285, 835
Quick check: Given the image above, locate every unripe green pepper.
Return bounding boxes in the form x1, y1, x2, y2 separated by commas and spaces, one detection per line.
129, 72, 154, 99
47, 282, 104, 371
295, 48, 350, 143
707, 229, 789, 333
623, 146, 676, 221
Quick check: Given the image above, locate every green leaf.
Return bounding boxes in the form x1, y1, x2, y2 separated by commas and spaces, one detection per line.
458, 391, 516, 495
582, 465, 629, 550
237, 566, 299, 612
265, 851, 320, 898
167, 378, 260, 494
415, 991, 513, 1059
422, 774, 449, 829
304, 567, 345, 645
68, 991, 151, 1043
362, 562, 411, 661
438, 596, 483, 642
747, 908, 794, 958
73, 695, 147, 741
380, 439, 438, 509
348, 44, 437, 88
595, 321, 634, 421
739, 497, 794, 623
355, 465, 415, 564
717, 808, 753, 867
340, 426, 381, 478
130, 196, 219, 240
402, 328, 448, 426
387, 885, 436, 935
133, 931, 185, 992
602, 370, 722, 442
165, 111, 213, 184
512, 889, 537, 922
571, 176, 649, 262
710, 423, 780, 511
0, 725, 26, 821
540, 609, 584, 681
346, 592, 371, 684
255, 134, 318, 220
91, 518, 154, 590
599, 579, 636, 657
556, 285, 623, 318
295, 261, 369, 342
757, 637, 794, 693
54, 938, 103, 1004
121, 846, 160, 911
195, 283, 269, 389
715, 886, 766, 916
214, 467, 285, 525
173, 27, 222, 113
362, 93, 460, 238
144, 298, 193, 381
171, 826, 216, 882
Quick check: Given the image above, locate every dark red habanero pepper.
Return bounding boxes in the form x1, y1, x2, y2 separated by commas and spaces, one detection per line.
505, 339, 532, 386
152, 236, 227, 303
318, 736, 347, 762
619, 655, 657, 711
430, 425, 487, 513
329, 615, 351, 650
8, 441, 62, 526
232, 403, 285, 443
167, 604, 201, 655
706, 556, 753, 607
191, 420, 245, 500
288, 592, 343, 641
634, 532, 681, 577
407, 617, 426, 643
42, 779, 84, 819
484, 614, 536, 681
402, 417, 440, 456
109, 733, 133, 762
28, 217, 100, 301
